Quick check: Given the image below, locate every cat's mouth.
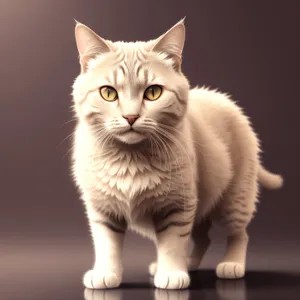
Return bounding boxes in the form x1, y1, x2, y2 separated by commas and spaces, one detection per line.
120, 126, 146, 135
121, 127, 145, 137
114, 127, 147, 144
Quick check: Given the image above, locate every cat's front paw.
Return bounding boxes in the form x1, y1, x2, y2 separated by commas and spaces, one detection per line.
149, 261, 157, 276
83, 269, 122, 289
154, 270, 190, 289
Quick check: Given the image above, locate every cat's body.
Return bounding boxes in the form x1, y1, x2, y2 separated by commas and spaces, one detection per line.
71, 20, 283, 290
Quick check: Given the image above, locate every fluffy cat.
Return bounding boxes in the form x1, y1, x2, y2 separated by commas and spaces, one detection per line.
71, 19, 283, 290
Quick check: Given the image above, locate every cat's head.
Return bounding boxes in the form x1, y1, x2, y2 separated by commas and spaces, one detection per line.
72, 19, 190, 145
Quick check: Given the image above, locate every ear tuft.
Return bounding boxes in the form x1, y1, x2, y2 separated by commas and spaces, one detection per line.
178, 17, 186, 25
73, 18, 80, 25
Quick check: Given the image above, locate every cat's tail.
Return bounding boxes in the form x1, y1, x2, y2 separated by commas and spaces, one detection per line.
258, 165, 284, 189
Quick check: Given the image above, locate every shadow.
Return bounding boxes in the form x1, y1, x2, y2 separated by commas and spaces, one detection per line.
190, 269, 300, 300
83, 270, 300, 300
190, 269, 300, 290
241, 270, 300, 289
119, 282, 153, 289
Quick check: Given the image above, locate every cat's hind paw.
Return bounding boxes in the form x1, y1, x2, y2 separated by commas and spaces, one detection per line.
216, 262, 245, 279
154, 270, 190, 289
83, 269, 121, 289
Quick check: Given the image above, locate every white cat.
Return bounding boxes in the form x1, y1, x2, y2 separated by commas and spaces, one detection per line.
71, 19, 283, 290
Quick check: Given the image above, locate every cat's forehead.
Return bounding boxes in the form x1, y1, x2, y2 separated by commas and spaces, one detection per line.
112, 41, 154, 64
89, 40, 170, 88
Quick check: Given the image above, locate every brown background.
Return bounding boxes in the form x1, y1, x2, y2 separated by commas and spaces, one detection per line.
0, 1, 299, 300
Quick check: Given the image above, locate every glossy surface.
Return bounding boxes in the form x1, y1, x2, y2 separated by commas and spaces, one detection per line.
2, 235, 300, 300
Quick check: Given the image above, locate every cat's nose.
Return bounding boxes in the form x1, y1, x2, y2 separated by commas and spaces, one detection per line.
122, 114, 140, 125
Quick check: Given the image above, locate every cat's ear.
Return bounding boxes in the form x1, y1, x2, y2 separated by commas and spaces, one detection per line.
151, 18, 186, 72
75, 21, 112, 72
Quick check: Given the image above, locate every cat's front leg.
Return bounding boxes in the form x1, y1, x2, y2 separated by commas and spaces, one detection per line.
83, 202, 127, 289
152, 202, 196, 289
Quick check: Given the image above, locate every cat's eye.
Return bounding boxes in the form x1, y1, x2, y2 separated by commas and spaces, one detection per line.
144, 85, 162, 101
99, 86, 118, 102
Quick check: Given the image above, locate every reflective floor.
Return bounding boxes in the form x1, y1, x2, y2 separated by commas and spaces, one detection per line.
2, 236, 300, 300
84, 270, 300, 300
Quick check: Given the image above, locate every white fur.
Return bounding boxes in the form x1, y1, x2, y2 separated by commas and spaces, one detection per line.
71, 20, 283, 289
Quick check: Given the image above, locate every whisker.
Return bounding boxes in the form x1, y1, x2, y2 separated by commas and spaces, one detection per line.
61, 118, 77, 127
58, 132, 75, 146
147, 124, 196, 212
62, 145, 75, 160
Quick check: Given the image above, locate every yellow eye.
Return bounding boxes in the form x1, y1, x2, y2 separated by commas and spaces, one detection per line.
144, 85, 162, 101
99, 86, 118, 102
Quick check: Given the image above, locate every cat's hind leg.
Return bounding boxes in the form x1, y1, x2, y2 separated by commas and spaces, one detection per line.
188, 218, 212, 271
216, 231, 249, 279
215, 160, 258, 279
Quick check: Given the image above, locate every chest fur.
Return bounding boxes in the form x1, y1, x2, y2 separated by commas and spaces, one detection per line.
76, 150, 173, 206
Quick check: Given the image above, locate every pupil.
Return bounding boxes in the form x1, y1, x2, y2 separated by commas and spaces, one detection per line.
151, 88, 155, 97
107, 88, 110, 98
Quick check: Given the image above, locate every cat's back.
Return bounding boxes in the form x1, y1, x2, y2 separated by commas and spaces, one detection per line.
187, 87, 254, 145
186, 87, 259, 217
188, 87, 242, 130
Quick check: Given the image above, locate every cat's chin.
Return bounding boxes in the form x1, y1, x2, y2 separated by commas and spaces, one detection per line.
115, 131, 147, 145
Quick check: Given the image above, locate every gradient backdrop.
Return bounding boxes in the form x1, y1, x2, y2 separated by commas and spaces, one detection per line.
0, 1, 299, 300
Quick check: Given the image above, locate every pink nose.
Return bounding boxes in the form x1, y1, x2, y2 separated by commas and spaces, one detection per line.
122, 114, 139, 125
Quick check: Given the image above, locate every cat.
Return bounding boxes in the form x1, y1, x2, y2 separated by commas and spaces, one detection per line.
71, 19, 283, 290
